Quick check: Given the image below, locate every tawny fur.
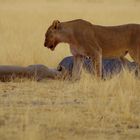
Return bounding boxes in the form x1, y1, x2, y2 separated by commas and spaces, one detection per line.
44, 19, 140, 79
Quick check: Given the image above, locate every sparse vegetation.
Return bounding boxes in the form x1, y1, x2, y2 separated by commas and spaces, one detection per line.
0, 0, 140, 140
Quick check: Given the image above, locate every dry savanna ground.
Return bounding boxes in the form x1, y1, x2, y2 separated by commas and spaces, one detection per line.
0, 0, 140, 140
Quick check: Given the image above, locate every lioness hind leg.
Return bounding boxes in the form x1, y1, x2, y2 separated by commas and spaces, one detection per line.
129, 46, 140, 76
72, 55, 84, 80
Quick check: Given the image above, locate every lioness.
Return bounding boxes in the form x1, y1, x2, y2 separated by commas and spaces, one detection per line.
44, 19, 140, 79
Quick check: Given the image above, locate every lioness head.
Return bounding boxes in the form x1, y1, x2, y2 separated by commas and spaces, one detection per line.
44, 20, 61, 51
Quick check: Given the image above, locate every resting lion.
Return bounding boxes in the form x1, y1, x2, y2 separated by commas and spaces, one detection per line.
44, 19, 140, 79
0, 65, 60, 82
0, 57, 138, 82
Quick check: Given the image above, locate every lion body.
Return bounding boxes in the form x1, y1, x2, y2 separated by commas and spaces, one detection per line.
62, 20, 140, 59
0, 65, 60, 82
44, 19, 140, 79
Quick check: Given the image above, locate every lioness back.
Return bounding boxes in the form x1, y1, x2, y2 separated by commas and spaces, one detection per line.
63, 19, 140, 58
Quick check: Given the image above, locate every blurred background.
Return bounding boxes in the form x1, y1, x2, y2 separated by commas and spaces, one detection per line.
0, 0, 140, 67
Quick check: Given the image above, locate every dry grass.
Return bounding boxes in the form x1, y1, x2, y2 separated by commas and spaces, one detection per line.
0, 0, 140, 140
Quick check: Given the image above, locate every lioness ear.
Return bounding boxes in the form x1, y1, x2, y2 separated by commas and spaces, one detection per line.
52, 20, 60, 29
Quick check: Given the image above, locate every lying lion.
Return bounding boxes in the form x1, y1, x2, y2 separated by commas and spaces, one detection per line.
0, 65, 60, 82
0, 57, 137, 82
44, 19, 140, 79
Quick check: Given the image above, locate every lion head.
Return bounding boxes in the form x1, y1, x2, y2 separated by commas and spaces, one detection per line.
44, 20, 61, 51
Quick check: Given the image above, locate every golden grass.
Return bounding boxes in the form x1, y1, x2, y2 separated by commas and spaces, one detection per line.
0, 0, 140, 140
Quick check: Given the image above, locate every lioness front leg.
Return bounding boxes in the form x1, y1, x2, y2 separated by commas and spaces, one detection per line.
72, 55, 84, 80
91, 52, 102, 78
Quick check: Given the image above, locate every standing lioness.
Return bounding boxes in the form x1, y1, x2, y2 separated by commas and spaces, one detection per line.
44, 19, 140, 79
